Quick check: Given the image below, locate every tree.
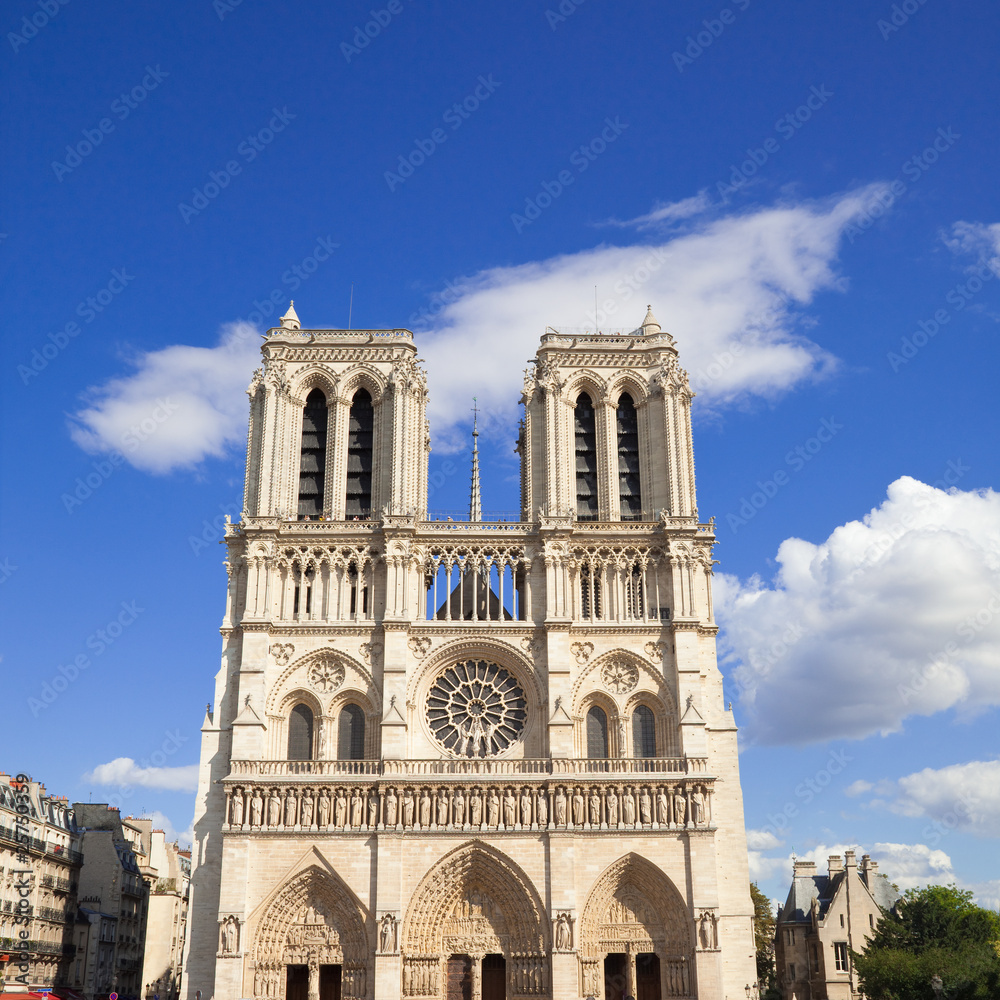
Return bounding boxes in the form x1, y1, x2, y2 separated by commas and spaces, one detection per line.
749, 881, 781, 998
853, 884, 1000, 999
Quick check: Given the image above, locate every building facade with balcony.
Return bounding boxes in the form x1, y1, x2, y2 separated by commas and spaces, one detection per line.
0, 775, 82, 992
182, 304, 756, 1000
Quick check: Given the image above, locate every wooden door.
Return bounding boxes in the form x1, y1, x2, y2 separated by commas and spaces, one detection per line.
446, 954, 472, 1000
482, 954, 506, 1000
319, 964, 341, 1000
285, 965, 308, 1000
604, 954, 627, 1000
636, 953, 661, 1000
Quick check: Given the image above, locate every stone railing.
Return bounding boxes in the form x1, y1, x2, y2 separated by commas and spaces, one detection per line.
222, 777, 714, 835
229, 757, 706, 778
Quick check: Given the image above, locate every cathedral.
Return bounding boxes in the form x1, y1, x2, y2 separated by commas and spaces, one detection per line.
182, 303, 756, 1000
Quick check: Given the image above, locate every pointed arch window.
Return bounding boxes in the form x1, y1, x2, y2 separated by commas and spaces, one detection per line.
338, 704, 366, 760
586, 705, 609, 758
575, 392, 598, 521
287, 704, 314, 760
617, 392, 642, 520
346, 388, 374, 518
298, 389, 328, 518
632, 705, 657, 758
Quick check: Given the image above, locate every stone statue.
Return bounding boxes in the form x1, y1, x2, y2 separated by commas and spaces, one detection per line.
268, 790, 281, 827
452, 789, 465, 827
640, 788, 652, 825
470, 789, 482, 827
520, 787, 532, 826
250, 791, 263, 827
656, 787, 669, 825
402, 789, 414, 827
555, 787, 567, 826
699, 911, 715, 949
367, 791, 378, 828
589, 790, 601, 825
488, 789, 500, 827
385, 788, 398, 827
691, 786, 706, 826
318, 790, 330, 827
335, 789, 347, 827
623, 789, 636, 825
673, 786, 687, 827
283, 790, 296, 827
555, 913, 572, 951
300, 792, 314, 827
230, 789, 244, 827
419, 789, 431, 827
536, 790, 547, 827
221, 916, 238, 954
572, 789, 585, 826
379, 913, 396, 953
350, 789, 363, 828
606, 788, 619, 826
503, 789, 516, 827
436, 789, 449, 827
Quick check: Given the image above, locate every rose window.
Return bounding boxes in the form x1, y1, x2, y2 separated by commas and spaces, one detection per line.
601, 658, 638, 694
426, 660, 527, 758
308, 657, 344, 693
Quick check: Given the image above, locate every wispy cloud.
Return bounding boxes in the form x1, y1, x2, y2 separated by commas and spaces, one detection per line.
603, 191, 713, 229
83, 757, 199, 792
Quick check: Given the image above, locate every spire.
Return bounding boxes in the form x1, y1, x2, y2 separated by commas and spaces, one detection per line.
640, 304, 661, 334
280, 300, 300, 330
469, 398, 482, 522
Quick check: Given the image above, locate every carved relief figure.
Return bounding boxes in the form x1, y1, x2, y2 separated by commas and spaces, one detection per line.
503, 789, 516, 827
419, 788, 431, 827
673, 786, 687, 827
379, 913, 397, 953
268, 790, 281, 827
335, 789, 347, 827
402, 789, 414, 827
520, 787, 532, 826
488, 789, 500, 827
623, 789, 636, 825
284, 790, 296, 827
536, 790, 547, 827
436, 789, 449, 826
656, 787, 669, 825
350, 789, 363, 827
640, 787, 652, 825
300, 792, 314, 827
572, 789, 585, 826
367, 791, 378, 828
230, 789, 244, 827
555, 912, 572, 951
250, 791, 263, 827
691, 785, 706, 826
606, 787, 619, 826
318, 790, 331, 827
589, 790, 601, 825
452, 788, 465, 827
385, 788, 398, 827
220, 915, 238, 955
555, 787, 567, 826
470, 788, 482, 827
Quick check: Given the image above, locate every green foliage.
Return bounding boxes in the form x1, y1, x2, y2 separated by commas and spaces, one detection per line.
853, 884, 1000, 999
749, 882, 780, 994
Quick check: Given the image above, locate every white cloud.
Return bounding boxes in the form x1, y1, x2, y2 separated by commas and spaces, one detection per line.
747, 827, 785, 850
845, 780, 874, 797
943, 219, 1000, 265
131, 809, 193, 848
718, 476, 1000, 745
69, 321, 260, 473
604, 192, 713, 229
83, 757, 199, 792
854, 760, 1000, 838
70, 189, 886, 470
420, 187, 886, 449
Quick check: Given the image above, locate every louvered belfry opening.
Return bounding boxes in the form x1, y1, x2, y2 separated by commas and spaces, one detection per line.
297, 388, 328, 518
346, 388, 374, 518
287, 704, 314, 760
338, 704, 366, 760
586, 705, 609, 758
575, 392, 598, 520
617, 392, 642, 520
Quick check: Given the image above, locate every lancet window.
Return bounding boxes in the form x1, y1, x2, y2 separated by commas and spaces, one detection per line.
575, 392, 598, 520
586, 706, 609, 758
616, 392, 642, 519
632, 705, 657, 758
345, 388, 374, 518
297, 389, 328, 518
338, 704, 366, 760
287, 704, 314, 760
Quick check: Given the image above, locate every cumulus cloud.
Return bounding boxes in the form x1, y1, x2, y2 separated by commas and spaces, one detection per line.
943, 219, 1000, 265
747, 827, 786, 850
83, 757, 199, 792
133, 809, 193, 848
69, 321, 260, 473
70, 189, 886, 471
853, 760, 1000, 838
717, 476, 1000, 745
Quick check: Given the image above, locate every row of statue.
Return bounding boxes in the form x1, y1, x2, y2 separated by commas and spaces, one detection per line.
226, 782, 712, 831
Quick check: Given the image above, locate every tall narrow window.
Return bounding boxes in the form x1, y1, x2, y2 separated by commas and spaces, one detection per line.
575, 392, 598, 520
287, 704, 314, 760
617, 392, 642, 519
298, 389, 328, 518
346, 388, 374, 518
586, 706, 609, 758
632, 705, 656, 758
338, 704, 366, 760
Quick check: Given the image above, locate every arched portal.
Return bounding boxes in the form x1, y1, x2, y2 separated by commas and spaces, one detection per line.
579, 854, 693, 1000
249, 865, 369, 1000
401, 841, 549, 999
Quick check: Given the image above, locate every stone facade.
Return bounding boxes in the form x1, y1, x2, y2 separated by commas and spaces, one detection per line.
141, 829, 190, 1000
182, 305, 756, 1000
774, 853, 899, 1000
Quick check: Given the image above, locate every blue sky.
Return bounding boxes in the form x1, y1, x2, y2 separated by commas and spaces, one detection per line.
3, 1, 1000, 908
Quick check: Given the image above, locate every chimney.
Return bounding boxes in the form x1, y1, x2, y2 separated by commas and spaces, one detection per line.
794, 860, 817, 877
845, 850, 857, 869
828, 855, 844, 877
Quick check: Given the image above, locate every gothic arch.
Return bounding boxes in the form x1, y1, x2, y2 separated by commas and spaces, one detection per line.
290, 366, 339, 405
607, 372, 650, 406
579, 853, 692, 960
267, 649, 379, 717
247, 859, 370, 1000
402, 841, 549, 967
338, 363, 387, 403
564, 370, 609, 406
571, 647, 668, 710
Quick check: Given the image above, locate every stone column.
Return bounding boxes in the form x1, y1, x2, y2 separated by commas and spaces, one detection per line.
625, 943, 636, 999
307, 959, 319, 1000
470, 953, 484, 1000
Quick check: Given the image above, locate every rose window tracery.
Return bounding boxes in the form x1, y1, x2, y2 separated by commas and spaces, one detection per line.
308, 657, 345, 693
601, 658, 639, 694
426, 660, 527, 757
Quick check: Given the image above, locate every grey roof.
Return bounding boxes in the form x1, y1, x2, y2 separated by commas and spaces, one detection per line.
779, 867, 900, 925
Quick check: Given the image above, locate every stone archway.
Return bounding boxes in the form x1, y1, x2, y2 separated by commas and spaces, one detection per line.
401, 841, 550, 999
249, 865, 369, 1000
579, 854, 693, 999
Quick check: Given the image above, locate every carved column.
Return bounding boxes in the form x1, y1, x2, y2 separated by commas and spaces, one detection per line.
307, 959, 319, 1000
